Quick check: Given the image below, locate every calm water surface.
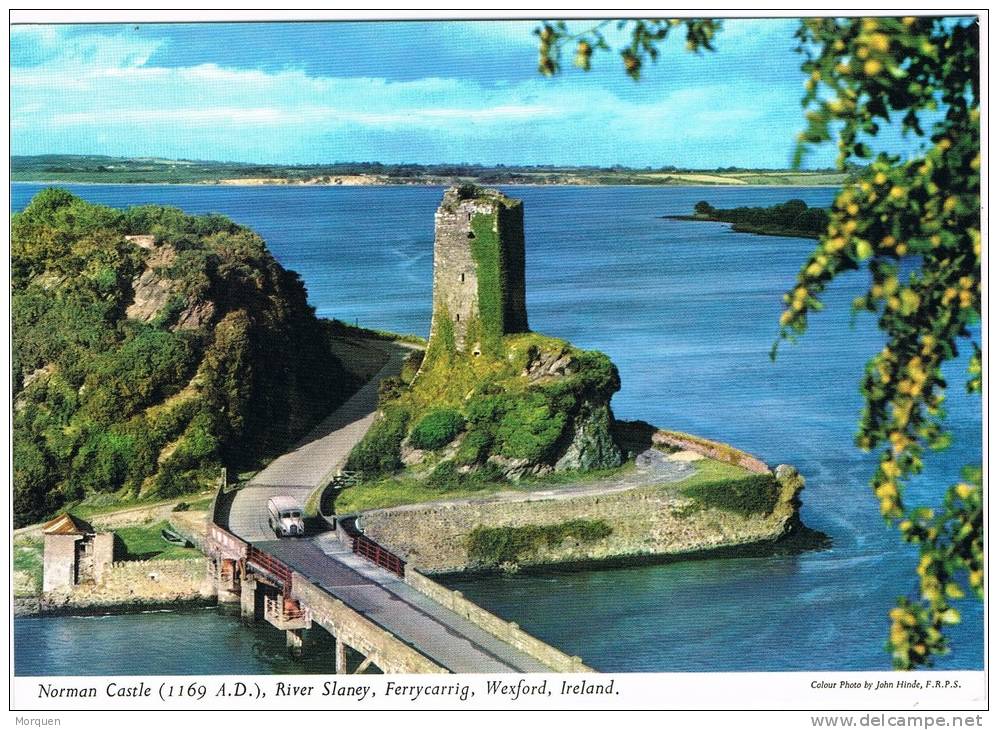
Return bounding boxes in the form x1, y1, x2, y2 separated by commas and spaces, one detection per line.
11, 183, 982, 674
14, 608, 345, 676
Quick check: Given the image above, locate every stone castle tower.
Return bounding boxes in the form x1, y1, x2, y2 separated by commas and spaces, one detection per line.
428, 185, 528, 355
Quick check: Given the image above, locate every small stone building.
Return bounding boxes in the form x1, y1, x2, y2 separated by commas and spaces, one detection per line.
42, 513, 114, 593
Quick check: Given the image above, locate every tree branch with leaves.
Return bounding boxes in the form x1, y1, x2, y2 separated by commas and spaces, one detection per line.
534, 15, 981, 669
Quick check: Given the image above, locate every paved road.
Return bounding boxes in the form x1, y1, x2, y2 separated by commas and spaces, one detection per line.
356, 447, 696, 520
229, 341, 413, 543
226, 338, 550, 672
261, 535, 549, 673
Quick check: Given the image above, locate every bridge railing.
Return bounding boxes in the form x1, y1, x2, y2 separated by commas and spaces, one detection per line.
247, 544, 294, 594
263, 594, 310, 626
352, 534, 405, 578
405, 566, 594, 673
206, 522, 248, 560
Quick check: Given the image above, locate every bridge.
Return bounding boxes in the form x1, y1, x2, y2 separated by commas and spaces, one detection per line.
206, 340, 592, 674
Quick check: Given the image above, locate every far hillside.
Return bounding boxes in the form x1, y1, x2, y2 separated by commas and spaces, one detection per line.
11, 154, 852, 187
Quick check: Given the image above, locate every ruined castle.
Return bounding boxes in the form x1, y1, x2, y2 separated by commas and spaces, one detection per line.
428, 185, 529, 355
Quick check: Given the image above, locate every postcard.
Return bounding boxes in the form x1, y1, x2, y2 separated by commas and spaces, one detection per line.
8, 9, 986, 721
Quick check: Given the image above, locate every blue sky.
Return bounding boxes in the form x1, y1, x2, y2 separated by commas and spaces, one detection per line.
11, 20, 856, 168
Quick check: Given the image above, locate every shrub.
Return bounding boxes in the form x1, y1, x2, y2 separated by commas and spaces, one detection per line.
455, 183, 480, 200
153, 461, 194, 497
495, 392, 566, 462
425, 458, 505, 492
467, 519, 613, 567
70, 430, 136, 493
694, 200, 715, 216
681, 473, 780, 516
400, 350, 424, 383
378, 376, 406, 406
345, 406, 410, 478
426, 460, 462, 490
455, 428, 494, 466
409, 408, 466, 451
465, 392, 506, 426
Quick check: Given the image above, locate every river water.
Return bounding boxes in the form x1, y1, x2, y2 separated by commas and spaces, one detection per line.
11, 183, 983, 674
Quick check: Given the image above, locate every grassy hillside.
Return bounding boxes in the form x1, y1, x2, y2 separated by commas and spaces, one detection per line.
339, 329, 622, 508
11, 155, 850, 187
12, 188, 356, 527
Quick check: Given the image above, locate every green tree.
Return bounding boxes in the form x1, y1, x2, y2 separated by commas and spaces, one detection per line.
693, 200, 715, 216
535, 15, 981, 669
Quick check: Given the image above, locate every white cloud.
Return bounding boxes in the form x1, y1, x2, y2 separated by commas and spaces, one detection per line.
10, 24, 806, 167
11, 24, 164, 70
47, 102, 559, 128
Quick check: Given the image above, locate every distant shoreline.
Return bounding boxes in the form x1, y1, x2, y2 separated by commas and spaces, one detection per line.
12, 155, 852, 189
11, 178, 845, 189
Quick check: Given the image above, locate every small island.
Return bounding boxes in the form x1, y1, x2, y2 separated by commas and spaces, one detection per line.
664, 199, 830, 239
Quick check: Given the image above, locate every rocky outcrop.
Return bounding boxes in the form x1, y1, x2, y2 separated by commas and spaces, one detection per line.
124, 240, 177, 322
174, 299, 216, 330
522, 344, 577, 382
123, 240, 215, 330
773, 463, 805, 533
554, 401, 622, 472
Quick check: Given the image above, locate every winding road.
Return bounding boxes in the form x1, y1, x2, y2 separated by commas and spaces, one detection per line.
228, 341, 413, 542
225, 339, 550, 673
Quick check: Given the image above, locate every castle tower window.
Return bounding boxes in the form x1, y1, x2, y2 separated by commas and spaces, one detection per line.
455, 313, 460, 322
460, 273, 465, 283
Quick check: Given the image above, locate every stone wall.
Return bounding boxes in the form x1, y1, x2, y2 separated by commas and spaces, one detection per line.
431, 193, 481, 351
652, 429, 771, 474
42, 534, 79, 593
496, 201, 528, 334
361, 466, 804, 574
291, 572, 447, 674
38, 558, 215, 615
404, 567, 593, 672
92, 533, 114, 584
